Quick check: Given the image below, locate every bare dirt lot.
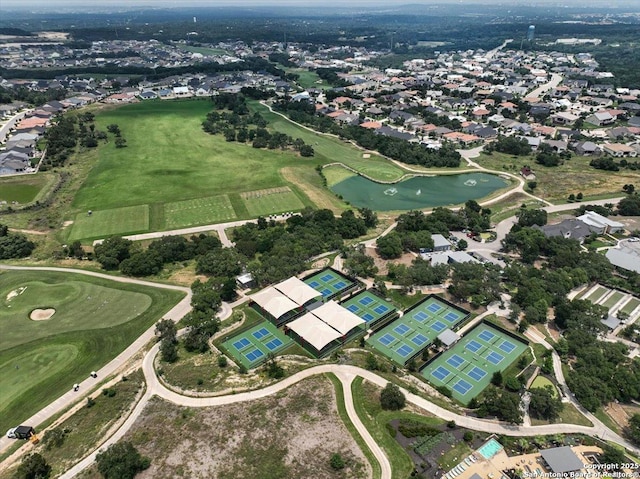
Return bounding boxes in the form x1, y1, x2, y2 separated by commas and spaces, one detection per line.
81, 376, 370, 479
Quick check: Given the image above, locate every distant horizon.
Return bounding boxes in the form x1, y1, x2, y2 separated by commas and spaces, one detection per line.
2, 0, 639, 10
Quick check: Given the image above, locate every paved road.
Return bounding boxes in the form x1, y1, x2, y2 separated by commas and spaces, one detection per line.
485, 39, 513, 60
0, 110, 29, 143
95, 213, 297, 247
526, 73, 563, 100
0, 264, 193, 455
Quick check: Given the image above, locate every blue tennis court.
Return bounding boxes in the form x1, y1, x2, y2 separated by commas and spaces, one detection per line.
233, 338, 250, 350
253, 327, 269, 339
362, 313, 375, 322
427, 303, 442, 313
412, 333, 428, 346
499, 340, 516, 353
346, 304, 359, 313
379, 333, 395, 346
453, 379, 473, 395
444, 312, 460, 322
397, 344, 414, 357
413, 311, 429, 322
478, 329, 495, 342
432, 366, 451, 381
359, 296, 374, 306
431, 320, 447, 332
245, 349, 264, 362
265, 338, 283, 350
304, 268, 355, 299
394, 324, 410, 335
374, 304, 389, 314
466, 340, 482, 353
487, 351, 504, 365
223, 321, 294, 369
468, 366, 487, 381
447, 354, 465, 368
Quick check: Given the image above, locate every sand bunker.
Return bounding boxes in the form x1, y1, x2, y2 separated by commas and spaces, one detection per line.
6, 286, 27, 301
30, 308, 55, 321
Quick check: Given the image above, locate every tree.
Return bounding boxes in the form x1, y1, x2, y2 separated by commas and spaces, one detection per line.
94, 236, 132, 270
457, 239, 468, 250
529, 385, 563, 421
160, 339, 178, 363
16, 453, 51, 479
380, 382, 406, 410
114, 137, 127, 148
491, 371, 503, 386
527, 181, 537, 192
0, 233, 36, 259
358, 208, 378, 228
619, 195, 640, 216
96, 441, 150, 479
155, 319, 177, 343
299, 144, 314, 157
627, 413, 640, 445
119, 250, 163, 276
599, 445, 626, 469
517, 208, 548, 227
376, 232, 403, 259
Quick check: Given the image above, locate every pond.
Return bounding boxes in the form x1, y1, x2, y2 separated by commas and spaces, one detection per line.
330, 172, 509, 211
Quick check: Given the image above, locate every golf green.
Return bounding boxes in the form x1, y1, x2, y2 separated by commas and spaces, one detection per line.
0, 270, 185, 434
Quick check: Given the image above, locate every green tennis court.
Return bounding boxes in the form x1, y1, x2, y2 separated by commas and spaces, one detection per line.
340, 290, 396, 325
303, 268, 356, 300
422, 323, 527, 404
621, 297, 640, 315
367, 296, 469, 365
222, 321, 293, 369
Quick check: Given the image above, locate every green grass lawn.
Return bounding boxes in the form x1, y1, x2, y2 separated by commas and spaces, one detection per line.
67, 205, 150, 241
250, 101, 407, 182
0, 270, 184, 434
0, 173, 53, 204
74, 100, 304, 211
163, 194, 236, 229
530, 375, 558, 397
621, 297, 640, 315
241, 186, 305, 216
283, 67, 331, 90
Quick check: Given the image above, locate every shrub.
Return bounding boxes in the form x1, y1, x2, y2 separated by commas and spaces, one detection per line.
463, 431, 473, 442
330, 453, 345, 470
96, 442, 150, 479
217, 355, 228, 368
397, 419, 440, 438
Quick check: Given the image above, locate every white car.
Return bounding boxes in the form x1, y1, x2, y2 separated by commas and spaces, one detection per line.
6, 427, 17, 439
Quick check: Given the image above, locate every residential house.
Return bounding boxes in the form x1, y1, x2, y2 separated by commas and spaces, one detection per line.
585, 111, 614, 126
432, 234, 452, 252
576, 210, 624, 234
603, 143, 638, 158
573, 141, 600, 156
534, 219, 593, 243
606, 246, 640, 274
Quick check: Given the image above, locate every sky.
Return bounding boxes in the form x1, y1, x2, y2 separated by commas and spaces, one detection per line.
1, 0, 633, 8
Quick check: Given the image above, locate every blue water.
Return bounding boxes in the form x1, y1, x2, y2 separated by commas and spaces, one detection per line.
478, 438, 503, 460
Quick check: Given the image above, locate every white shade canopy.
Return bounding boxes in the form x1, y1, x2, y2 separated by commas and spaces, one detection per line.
287, 313, 343, 351
311, 300, 365, 335
251, 287, 299, 319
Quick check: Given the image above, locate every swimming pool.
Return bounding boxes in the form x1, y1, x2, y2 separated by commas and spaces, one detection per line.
478, 438, 503, 460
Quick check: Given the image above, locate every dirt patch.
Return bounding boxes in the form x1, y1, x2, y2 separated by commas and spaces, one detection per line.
313, 257, 330, 269
605, 402, 631, 430
30, 308, 55, 321
365, 246, 416, 276
129, 376, 371, 479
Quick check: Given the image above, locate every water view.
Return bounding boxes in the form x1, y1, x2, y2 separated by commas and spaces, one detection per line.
330, 172, 509, 211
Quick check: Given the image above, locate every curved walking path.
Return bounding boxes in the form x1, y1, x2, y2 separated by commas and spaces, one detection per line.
61, 334, 639, 478
0, 264, 193, 455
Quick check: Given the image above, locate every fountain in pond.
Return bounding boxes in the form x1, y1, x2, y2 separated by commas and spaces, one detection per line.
416, 189, 421, 195
384, 187, 398, 196
464, 179, 477, 186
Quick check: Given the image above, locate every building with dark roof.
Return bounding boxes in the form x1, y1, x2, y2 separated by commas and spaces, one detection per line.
539, 446, 584, 475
